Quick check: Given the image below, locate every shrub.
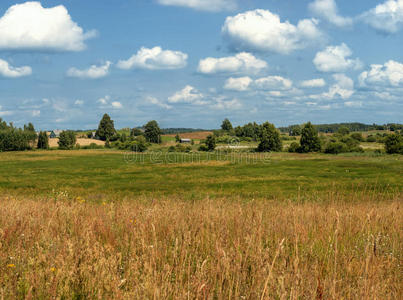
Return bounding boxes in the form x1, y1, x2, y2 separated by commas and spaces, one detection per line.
288, 142, 300, 153
366, 135, 376, 143
198, 145, 209, 152
350, 132, 364, 142
205, 135, 216, 151
384, 134, 403, 154
325, 142, 348, 154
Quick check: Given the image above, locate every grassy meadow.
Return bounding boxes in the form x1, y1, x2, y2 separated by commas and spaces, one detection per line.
0, 150, 402, 298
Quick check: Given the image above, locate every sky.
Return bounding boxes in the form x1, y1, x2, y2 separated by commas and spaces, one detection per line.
0, 0, 402, 130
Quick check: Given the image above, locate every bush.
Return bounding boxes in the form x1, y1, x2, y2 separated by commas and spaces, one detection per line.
198, 145, 209, 152
37, 131, 49, 149
288, 142, 300, 153
325, 142, 348, 154
366, 135, 376, 143
205, 135, 216, 151
350, 132, 364, 142
384, 134, 403, 154
0, 128, 36, 151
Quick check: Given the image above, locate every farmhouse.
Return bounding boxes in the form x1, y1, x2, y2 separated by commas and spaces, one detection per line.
50, 130, 63, 138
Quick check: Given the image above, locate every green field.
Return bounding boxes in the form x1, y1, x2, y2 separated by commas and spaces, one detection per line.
0, 150, 401, 201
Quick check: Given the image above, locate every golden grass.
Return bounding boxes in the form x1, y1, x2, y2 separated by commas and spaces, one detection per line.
48, 138, 105, 148
0, 196, 401, 299
164, 131, 213, 140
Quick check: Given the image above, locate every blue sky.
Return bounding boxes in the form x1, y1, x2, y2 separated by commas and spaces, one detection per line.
0, 0, 402, 130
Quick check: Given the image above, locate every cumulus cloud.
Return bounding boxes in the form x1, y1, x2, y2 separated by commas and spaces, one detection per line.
300, 78, 326, 88
198, 52, 267, 74
31, 110, 41, 117
360, 0, 403, 33
359, 60, 403, 87
74, 100, 84, 106
310, 73, 355, 100
254, 76, 293, 91
309, 0, 353, 27
117, 47, 188, 70
0, 2, 95, 52
67, 61, 112, 79
313, 43, 362, 72
222, 9, 322, 54
168, 85, 207, 105
0, 59, 32, 78
224, 77, 253, 91
111, 101, 123, 109
97, 95, 122, 109
157, 0, 237, 12
211, 97, 242, 110
146, 96, 172, 110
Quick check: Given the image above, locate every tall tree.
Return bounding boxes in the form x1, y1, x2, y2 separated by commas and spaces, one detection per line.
205, 135, 216, 151
37, 131, 49, 149
144, 120, 162, 144
257, 122, 282, 152
58, 131, 77, 150
96, 114, 116, 141
221, 118, 233, 132
299, 122, 321, 153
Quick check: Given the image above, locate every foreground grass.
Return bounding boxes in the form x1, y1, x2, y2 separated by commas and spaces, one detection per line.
0, 196, 401, 299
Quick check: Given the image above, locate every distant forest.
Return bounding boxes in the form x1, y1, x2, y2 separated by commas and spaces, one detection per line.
279, 123, 403, 134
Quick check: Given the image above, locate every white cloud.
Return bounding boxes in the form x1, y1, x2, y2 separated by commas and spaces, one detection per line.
31, 110, 41, 117
146, 96, 172, 110
168, 85, 207, 105
344, 101, 363, 107
222, 9, 322, 54
313, 43, 362, 73
361, 0, 403, 33
67, 61, 112, 79
0, 2, 95, 52
0, 59, 32, 78
211, 97, 242, 110
224, 76, 253, 91
111, 101, 123, 109
359, 60, 403, 87
311, 73, 355, 100
300, 78, 326, 88
97, 96, 110, 105
254, 76, 293, 90
74, 100, 84, 106
117, 47, 187, 70
198, 52, 267, 74
157, 0, 237, 12
309, 0, 353, 27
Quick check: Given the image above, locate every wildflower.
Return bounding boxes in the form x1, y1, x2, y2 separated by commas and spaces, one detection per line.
50, 267, 56, 272
7, 264, 16, 268
76, 196, 85, 203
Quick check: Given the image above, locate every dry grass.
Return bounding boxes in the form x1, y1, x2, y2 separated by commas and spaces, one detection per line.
164, 131, 213, 140
0, 195, 401, 299
48, 138, 105, 148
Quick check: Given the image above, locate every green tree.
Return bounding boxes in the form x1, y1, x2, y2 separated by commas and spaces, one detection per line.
58, 131, 77, 150
130, 128, 143, 137
24, 123, 35, 132
175, 134, 181, 143
337, 126, 350, 136
384, 134, 403, 154
221, 118, 233, 132
205, 135, 216, 151
37, 131, 49, 149
299, 122, 321, 153
257, 122, 282, 152
144, 120, 162, 144
96, 114, 116, 141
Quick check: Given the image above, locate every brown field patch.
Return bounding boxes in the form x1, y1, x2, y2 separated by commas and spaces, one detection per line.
165, 131, 213, 140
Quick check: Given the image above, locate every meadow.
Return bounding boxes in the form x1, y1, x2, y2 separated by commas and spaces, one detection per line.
0, 150, 402, 299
